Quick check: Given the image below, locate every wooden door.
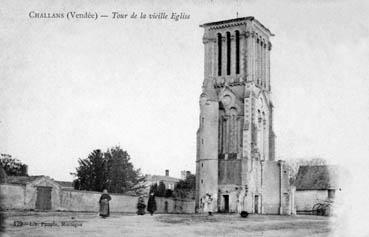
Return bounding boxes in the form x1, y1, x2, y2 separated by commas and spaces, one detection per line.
36, 186, 52, 210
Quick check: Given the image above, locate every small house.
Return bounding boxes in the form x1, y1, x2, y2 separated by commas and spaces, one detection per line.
294, 165, 343, 215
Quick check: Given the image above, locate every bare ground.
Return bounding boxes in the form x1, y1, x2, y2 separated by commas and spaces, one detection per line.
1, 211, 331, 237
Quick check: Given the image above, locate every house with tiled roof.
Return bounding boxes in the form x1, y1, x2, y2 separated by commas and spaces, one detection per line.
144, 170, 180, 194
294, 165, 344, 214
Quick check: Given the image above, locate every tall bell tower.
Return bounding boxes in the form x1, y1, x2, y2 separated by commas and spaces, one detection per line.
196, 17, 279, 213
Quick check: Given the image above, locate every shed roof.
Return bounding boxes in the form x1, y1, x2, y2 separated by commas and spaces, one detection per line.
55, 180, 74, 189
4, 175, 44, 185
294, 165, 341, 191
146, 175, 180, 183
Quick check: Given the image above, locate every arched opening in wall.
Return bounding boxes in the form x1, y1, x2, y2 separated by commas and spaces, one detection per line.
235, 30, 240, 74
229, 107, 238, 157
217, 33, 222, 76
256, 38, 260, 85
226, 32, 231, 75
218, 102, 226, 157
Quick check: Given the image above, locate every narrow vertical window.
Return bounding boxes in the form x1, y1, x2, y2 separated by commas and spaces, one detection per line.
235, 30, 240, 74
256, 38, 260, 85
226, 32, 231, 75
217, 33, 222, 76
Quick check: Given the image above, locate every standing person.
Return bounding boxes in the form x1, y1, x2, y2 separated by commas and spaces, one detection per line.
99, 189, 112, 218
203, 193, 214, 216
147, 192, 157, 215
136, 196, 146, 215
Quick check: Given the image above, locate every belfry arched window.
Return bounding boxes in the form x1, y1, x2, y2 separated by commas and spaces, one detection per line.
235, 30, 240, 74
226, 32, 231, 75
217, 33, 222, 76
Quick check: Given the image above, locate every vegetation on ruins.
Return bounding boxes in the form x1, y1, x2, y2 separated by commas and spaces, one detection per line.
72, 146, 145, 194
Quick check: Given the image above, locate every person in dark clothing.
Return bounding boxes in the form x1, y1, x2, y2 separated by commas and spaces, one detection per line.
99, 189, 112, 218
136, 196, 146, 215
147, 192, 157, 215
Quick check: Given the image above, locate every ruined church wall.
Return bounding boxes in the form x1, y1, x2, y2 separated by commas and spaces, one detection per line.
262, 161, 281, 214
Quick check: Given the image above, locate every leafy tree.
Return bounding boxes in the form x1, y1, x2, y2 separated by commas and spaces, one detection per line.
105, 146, 145, 194
72, 146, 145, 194
174, 174, 196, 199
164, 189, 173, 198
156, 181, 166, 197
0, 154, 28, 176
149, 183, 158, 195
73, 149, 106, 192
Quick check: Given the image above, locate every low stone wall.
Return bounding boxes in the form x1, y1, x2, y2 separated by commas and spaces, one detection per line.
60, 190, 195, 214
0, 184, 195, 214
0, 184, 25, 209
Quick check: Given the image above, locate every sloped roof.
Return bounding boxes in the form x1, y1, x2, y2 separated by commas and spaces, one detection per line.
55, 180, 74, 189
146, 175, 180, 183
294, 165, 342, 190
4, 175, 44, 185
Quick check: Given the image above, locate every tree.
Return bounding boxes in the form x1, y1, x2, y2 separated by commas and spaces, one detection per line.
0, 154, 28, 176
156, 181, 166, 197
149, 183, 158, 195
105, 146, 145, 194
72, 149, 106, 192
164, 189, 173, 198
285, 157, 327, 184
72, 146, 145, 194
174, 174, 196, 199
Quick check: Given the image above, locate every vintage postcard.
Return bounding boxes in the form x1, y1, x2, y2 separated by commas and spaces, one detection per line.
1, 0, 368, 236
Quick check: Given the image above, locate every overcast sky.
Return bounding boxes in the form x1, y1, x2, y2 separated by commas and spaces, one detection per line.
1, 0, 368, 179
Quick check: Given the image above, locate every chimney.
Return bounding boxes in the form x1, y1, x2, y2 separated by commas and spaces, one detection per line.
186, 171, 191, 178
180, 170, 186, 180
165, 169, 169, 177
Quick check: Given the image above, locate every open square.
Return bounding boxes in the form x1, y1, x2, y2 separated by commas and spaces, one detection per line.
3, 211, 331, 237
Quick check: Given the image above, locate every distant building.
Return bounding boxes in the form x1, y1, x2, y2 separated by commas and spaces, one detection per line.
294, 165, 343, 214
145, 170, 180, 193
180, 170, 192, 180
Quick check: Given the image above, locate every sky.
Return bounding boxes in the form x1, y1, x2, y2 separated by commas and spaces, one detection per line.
1, 0, 369, 235
1, 0, 368, 178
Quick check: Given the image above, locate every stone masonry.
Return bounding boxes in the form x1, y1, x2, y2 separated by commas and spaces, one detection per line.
195, 17, 292, 215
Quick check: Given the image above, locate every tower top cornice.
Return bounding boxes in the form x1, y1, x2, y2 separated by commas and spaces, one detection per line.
200, 16, 274, 37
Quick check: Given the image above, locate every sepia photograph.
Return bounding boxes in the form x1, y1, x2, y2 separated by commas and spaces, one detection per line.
1, 0, 368, 236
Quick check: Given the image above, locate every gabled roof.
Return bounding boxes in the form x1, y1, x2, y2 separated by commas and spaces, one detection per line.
55, 180, 74, 189
4, 175, 44, 185
146, 175, 180, 183
294, 165, 341, 191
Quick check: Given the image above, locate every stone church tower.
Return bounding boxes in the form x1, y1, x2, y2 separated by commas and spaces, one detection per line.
196, 17, 291, 215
